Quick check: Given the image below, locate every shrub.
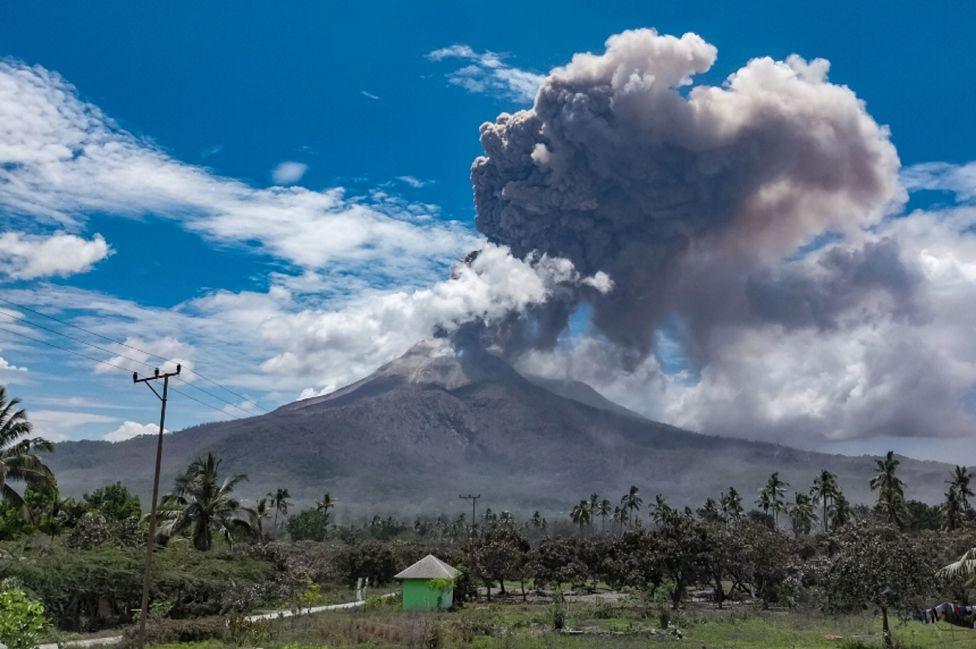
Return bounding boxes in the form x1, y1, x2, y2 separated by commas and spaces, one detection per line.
0, 588, 49, 649
119, 616, 226, 648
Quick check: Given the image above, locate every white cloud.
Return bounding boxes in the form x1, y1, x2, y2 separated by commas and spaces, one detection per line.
94, 336, 194, 377
0, 356, 27, 372
902, 161, 976, 203
0, 231, 111, 280
30, 409, 117, 442
0, 60, 475, 274
259, 244, 606, 395
427, 44, 544, 103
271, 161, 308, 185
103, 420, 163, 442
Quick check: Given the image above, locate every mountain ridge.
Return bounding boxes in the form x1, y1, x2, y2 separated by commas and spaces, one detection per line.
48, 339, 956, 514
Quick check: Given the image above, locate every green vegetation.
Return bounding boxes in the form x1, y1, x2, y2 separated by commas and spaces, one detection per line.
2, 383, 976, 648
0, 587, 49, 649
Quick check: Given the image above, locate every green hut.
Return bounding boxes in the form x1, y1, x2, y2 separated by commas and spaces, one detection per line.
394, 554, 460, 611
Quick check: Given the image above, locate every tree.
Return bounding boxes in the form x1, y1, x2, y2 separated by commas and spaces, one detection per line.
620, 485, 642, 528
757, 473, 789, 527
719, 487, 743, 522
286, 508, 332, 541
830, 492, 853, 530
530, 511, 546, 531
268, 488, 291, 531
788, 492, 816, 537
83, 482, 141, 523
697, 497, 722, 523
825, 524, 934, 649
729, 520, 797, 609
314, 492, 335, 520
470, 525, 530, 599
0, 386, 55, 519
156, 453, 255, 551
948, 466, 974, 512
596, 499, 612, 532
942, 488, 966, 532
870, 451, 907, 529
810, 470, 839, 534
649, 494, 676, 525
569, 500, 591, 532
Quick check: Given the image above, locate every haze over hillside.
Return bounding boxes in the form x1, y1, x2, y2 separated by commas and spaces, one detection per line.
48, 339, 954, 514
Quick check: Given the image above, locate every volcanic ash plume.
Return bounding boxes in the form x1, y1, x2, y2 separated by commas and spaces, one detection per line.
472, 29, 902, 362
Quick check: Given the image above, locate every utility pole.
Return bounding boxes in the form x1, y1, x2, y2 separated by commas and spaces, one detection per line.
133, 364, 181, 649
459, 493, 481, 535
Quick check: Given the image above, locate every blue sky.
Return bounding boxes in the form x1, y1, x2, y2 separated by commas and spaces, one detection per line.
2, 2, 976, 461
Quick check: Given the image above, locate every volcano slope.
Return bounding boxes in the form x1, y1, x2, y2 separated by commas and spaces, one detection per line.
49, 340, 952, 514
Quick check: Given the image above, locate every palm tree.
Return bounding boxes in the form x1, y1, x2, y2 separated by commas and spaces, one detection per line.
315, 492, 336, 522
758, 473, 789, 527
789, 492, 817, 537
719, 487, 743, 522
569, 500, 591, 532
268, 488, 291, 531
697, 497, 722, 523
596, 498, 612, 532
530, 511, 544, 530
0, 386, 55, 518
870, 451, 907, 528
948, 466, 974, 511
830, 492, 853, 530
649, 494, 675, 525
254, 496, 272, 540
156, 453, 255, 550
620, 485, 642, 529
612, 506, 626, 534
943, 487, 965, 531
810, 470, 839, 534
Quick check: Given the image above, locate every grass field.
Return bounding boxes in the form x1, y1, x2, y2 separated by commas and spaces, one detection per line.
137, 596, 976, 649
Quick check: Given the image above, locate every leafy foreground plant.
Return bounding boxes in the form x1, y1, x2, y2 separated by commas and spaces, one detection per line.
0, 588, 49, 649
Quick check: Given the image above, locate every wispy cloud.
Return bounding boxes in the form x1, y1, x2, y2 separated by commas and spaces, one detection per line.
902, 161, 976, 203
427, 44, 543, 103
0, 60, 475, 276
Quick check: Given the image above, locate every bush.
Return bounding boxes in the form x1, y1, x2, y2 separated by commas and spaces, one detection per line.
0, 588, 49, 649
0, 541, 278, 631
119, 616, 226, 648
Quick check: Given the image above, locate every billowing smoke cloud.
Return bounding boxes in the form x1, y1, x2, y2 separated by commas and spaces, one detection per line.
472, 29, 902, 363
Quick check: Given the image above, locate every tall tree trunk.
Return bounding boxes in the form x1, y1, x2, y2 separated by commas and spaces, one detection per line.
881, 605, 892, 649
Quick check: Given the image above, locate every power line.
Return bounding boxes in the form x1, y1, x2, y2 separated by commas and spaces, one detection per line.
0, 308, 262, 417
0, 296, 268, 412
0, 324, 249, 421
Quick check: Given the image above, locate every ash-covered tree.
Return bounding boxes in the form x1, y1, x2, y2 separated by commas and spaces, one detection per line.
870, 451, 908, 529
824, 523, 935, 649
757, 472, 789, 528
810, 470, 840, 533
729, 519, 798, 609
719, 487, 744, 522
620, 485, 642, 529
789, 492, 816, 538
469, 525, 530, 600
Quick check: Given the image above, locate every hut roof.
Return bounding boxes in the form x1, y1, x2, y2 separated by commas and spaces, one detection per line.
394, 554, 460, 580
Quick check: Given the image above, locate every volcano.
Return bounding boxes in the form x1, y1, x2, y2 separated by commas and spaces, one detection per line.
49, 339, 952, 514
